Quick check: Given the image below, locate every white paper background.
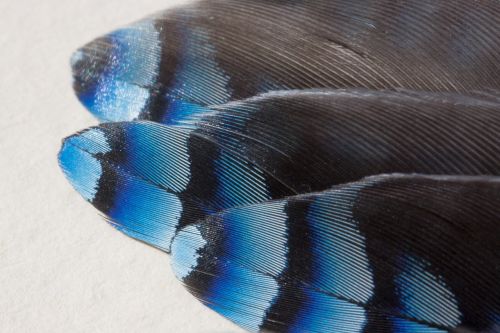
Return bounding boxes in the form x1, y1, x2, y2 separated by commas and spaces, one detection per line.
0, 1, 245, 332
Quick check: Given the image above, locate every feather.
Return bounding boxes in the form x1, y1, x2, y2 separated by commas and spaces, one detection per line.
59, 89, 500, 252
58, 121, 292, 251
194, 89, 500, 193
171, 174, 500, 332
71, 0, 500, 124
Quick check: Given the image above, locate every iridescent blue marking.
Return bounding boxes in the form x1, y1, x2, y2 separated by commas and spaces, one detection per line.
101, 123, 191, 250
108, 171, 183, 250
161, 100, 212, 128
392, 318, 447, 333
124, 123, 191, 193
221, 202, 288, 276
163, 26, 231, 125
59, 144, 102, 202
59, 123, 191, 251
396, 255, 462, 327
214, 151, 271, 209
307, 189, 374, 303
171, 220, 281, 332
290, 288, 367, 333
82, 81, 150, 122
171, 225, 207, 280
79, 20, 162, 122
58, 129, 111, 201
68, 128, 112, 155
206, 265, 280, 332
202, 203, 287, 331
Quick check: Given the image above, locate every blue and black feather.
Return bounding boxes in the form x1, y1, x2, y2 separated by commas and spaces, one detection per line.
58, 121, 292, 251
171, 175, 500, 332
71, 0, 500, 125
60, 1, 500, 332
58, 90, 500, 332
59, 89, 500, 253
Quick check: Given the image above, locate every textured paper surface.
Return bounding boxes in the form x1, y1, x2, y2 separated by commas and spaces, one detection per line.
0, 0, 244, 332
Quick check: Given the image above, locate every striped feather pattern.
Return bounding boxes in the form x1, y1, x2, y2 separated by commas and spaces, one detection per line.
58, 121, 292, 251
171, 174, 500, 332
71, 0, 500, 124
60, 89, 500, 254
60, 1, 500, 332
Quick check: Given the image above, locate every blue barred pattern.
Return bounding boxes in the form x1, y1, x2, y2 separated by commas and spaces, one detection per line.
58, 121, 281, 252
170, 175, 500, 332
74, 20, 162, 122
62, 1, 500, 331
